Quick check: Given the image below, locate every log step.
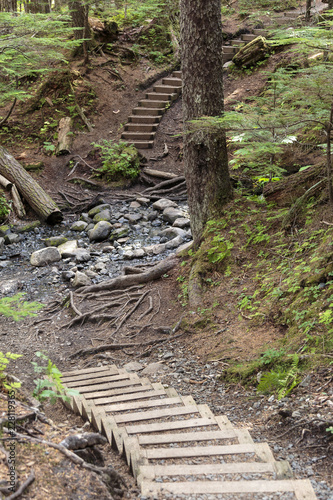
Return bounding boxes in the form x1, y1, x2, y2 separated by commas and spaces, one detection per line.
145, 92, 177, 101
172, 70, 182, 78
161, 77, 182, 86
138, 99, 168, 108
124, 124, 158, 132
153, 84, 182, 94
241, 33, 258, 41
128, 115, 161, 124
132, 107, 164, 116
231, 39, 246, 46
124, 140, 154, 149
121, 131, 156, 141
222, 46, 238, 54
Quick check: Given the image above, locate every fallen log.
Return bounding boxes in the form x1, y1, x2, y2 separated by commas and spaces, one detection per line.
55, 117, 73, 156
0, 146, 63, 224
0, 174, 12, 190
233, 36, 270, 68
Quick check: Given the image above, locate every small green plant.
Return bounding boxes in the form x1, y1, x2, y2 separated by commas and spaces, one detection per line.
257, 354, 300, 399
0, 293, 44, 321
0, 352, 22, 391
0, 195, 10, 221
32, 352, 79, 404
92, 140, 140, 181
260, 348, 285, 366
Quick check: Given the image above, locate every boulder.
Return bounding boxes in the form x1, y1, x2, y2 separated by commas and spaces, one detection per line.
30, 247, 61, 267
93, 209, 112, 222
71, 271, 92, 288
58, 240, 78, 257
88, 221, 112, 242
70, 221, 88, 232
44, 236, 68, 247
88, 204, 111, 218
153, 198, 178, 211
162, 206, 184, 224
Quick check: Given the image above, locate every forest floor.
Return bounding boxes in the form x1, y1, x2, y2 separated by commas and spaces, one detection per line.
0, 2, 332, 499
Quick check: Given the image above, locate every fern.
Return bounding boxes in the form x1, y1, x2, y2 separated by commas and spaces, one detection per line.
0, 293, 44, 321
257, 354, 300, 399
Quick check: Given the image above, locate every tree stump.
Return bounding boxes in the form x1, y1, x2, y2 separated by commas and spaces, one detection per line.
232, 36, 270, 68
55, 117, 73, 156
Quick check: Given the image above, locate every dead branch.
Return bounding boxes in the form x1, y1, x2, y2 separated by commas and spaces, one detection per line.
112, 290, 150, 335
76, 256, 178, 295
141, 175, 185, 194
69, 291, 82, 317
137, 296, 153, 321
142, 168, 176, 179
0, 174, 12, 190
6, 470, 35, 500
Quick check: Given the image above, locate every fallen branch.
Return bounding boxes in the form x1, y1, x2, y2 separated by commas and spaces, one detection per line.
69, 291, 82, 317
0, 174, 12, 190
6, 469, 35, 500
11, 184, 26, 218
142, 168, 176, 179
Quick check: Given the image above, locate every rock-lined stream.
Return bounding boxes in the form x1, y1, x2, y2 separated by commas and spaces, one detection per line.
0, 197, 192, 303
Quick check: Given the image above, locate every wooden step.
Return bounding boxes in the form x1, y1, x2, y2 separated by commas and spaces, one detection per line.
222, 45, 238, 54
253, 28, 269, 36
124, 140, 154, 149
138, 100, 168, 108
172, 70, 182, 78
125, 124, 158, 132
141, 478, 317, 498
223, 53, 235, 62
128, 115, 161, 124
231, 39, 246, 46
62, 365, 120, 379
121, 131, 156, 141
153, 84, 181, 94
83, 378, 153, 401
242, 33, 257, 41
132, 107, 164, 116
162, 77, 182, 86
145, 92, 176, 101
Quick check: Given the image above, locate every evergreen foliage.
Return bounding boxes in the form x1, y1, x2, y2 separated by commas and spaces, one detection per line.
0, 293, 44, 321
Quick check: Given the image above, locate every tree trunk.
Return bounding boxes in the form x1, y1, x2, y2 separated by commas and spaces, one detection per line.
232, 36, 270, 68
0, 147, 63, 224
180, 0, 232, 247
55, 117, 73, 156
69, 0, 91, 63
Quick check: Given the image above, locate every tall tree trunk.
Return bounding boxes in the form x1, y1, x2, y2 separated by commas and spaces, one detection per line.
180, 0, 232, 248
305, 0, 312, 20
69, 0, 91, 63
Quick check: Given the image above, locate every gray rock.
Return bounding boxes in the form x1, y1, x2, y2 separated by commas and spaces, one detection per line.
62, 270, 75, 281
4, 233, 22, 245
130, 201, 141, 209
71, 271, 92, 287
0, 237, 5, 252
70, 221, 88, 232
159, 227, 187, 241
153, 198, 178, 211
30, 247, 61, 267
173, 217, 190, 228
141, 362, 167, 375
147, 211, 158, 221
123, 361, 143, 372
74, 248, 91, 263
0, 225, 11, 237
85, 269, 98, 278
58, 240, 78, 257
124, 213, 143, 224
89, 221, 113, 242
162, 207, 184, 224
176, 241, 193, 254
109, 227, 129, 241
88, 204, 111, 218
0, 279, 19, 295
136, 197, 150, 205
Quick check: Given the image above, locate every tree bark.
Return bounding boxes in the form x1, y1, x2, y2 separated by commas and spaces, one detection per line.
0, 147, 62, 224
232, 36, 270, 68
69, 0, 91, 63
180, 0, 232, 247
55, 117, 73, 156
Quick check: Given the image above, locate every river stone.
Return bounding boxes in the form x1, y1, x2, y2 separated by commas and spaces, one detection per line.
62, 270, 75, 281
45, 236, 68, 247
130, 201, 141, 208
110, 227, 129, 241
152, 198, 177, 211
93, 209, 112, 222
0, 237, 4, 252
85, 269, 98, 278
4, 233, 22, 245
124, 213, 142, 224
71, 271, 92, 288
88, 204, 111, 218
30, 247, 61, 267
89, 221, 112, 242
0, 279, 19, 295
162, 206, 184, 224
0, 225, 11, 237
74, 248, 91, 263
159, 227, 187, 241
136, 197, 150, 205
173, 217, 190, 228
58, 240, 78, 257
70, 221, 88, 232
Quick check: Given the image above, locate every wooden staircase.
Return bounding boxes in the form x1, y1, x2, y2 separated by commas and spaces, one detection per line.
62, 365, 317, 499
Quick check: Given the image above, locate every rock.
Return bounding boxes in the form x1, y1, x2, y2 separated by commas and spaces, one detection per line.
70, 221, 88, 232
141, 362, 167, 375
130, 201, 141, 208
0, 279, 19, 295
93, 209, 112, 222
173, 217, 190, 228
124, 213, 142, 224
74, 248, 91, 263
0, 237, 4, 252
136, 197, 150, 205
58, 240, 78, 257
62, 270, 75, 281
0, 225, 11, 237
176, 241, 193, 254
30, 247, 61, 267
89, 221, 113, 242
153, 198, 178, 211
292, 410, 302, 418
85, 269, 98, 278
123, 361, 143, 372
71, 271, 92, 287
4, 233, 22, 245
60, 432, 107, 450
159, 227, 187, 241
44, 236, 68, 247
123, 248, 145, 259
162, 206, 184, 224
147, 211, 158, 221
109, 227, 129, 241
88, 204, 111, 218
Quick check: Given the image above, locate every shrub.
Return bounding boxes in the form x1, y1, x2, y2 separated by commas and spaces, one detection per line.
92, 140, 140, 182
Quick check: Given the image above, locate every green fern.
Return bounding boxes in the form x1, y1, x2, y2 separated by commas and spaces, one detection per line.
0, 293, 44, 321
257, 354, 300, 399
